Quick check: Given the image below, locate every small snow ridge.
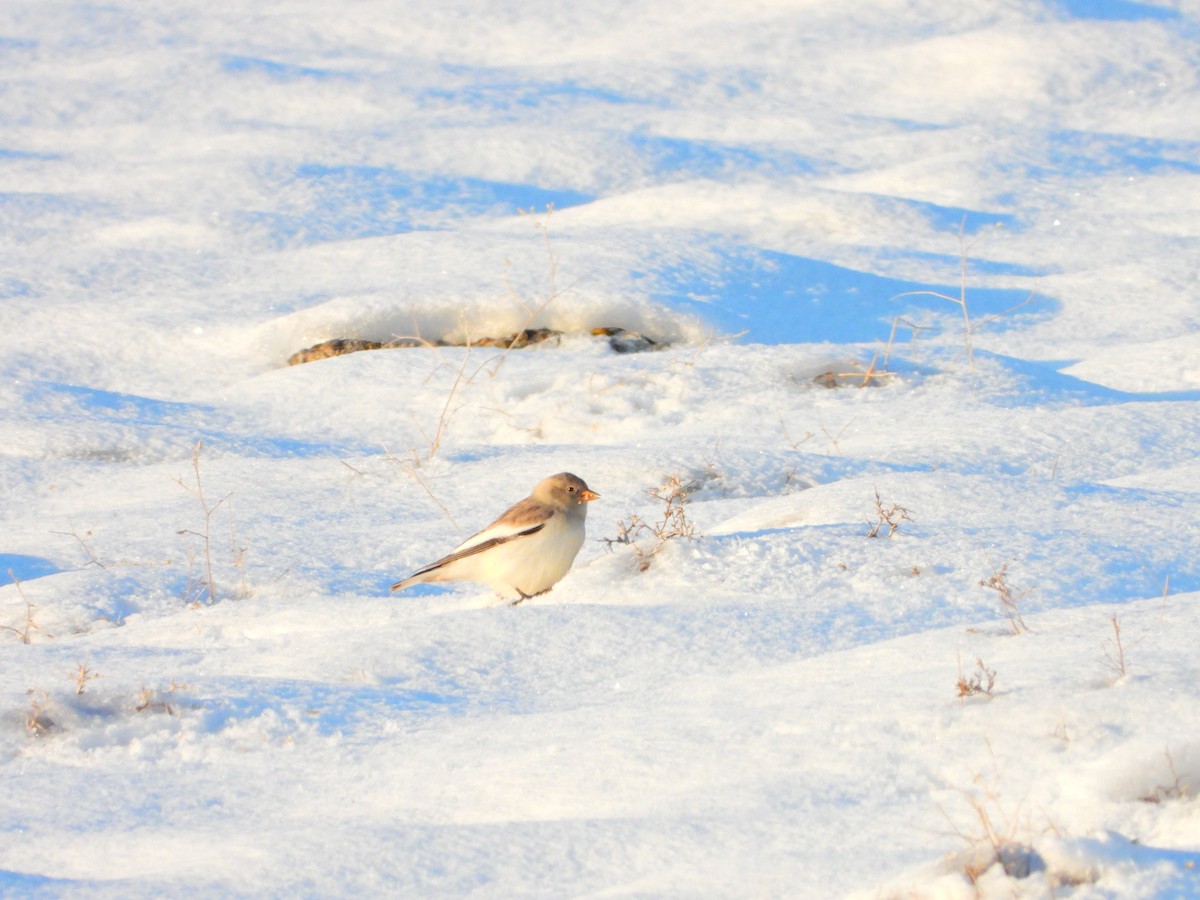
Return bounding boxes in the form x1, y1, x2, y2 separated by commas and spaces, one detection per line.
257, 292, 708, 368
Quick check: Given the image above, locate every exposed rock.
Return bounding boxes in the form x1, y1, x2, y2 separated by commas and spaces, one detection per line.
593, 326, 658, 354
288, 326, 663, 366
288, 338, 384, 366
474, 328, 562, 349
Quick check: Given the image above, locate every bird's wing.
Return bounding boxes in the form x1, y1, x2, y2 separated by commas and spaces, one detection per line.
390, 497, 558, 592
401, 521, 546, 582
449, 497, 556, 555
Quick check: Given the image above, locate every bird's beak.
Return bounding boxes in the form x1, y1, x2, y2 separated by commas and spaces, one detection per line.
579, 489, 600, 502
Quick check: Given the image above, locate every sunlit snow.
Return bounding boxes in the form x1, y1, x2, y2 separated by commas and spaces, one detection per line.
2, 1, 1199, 896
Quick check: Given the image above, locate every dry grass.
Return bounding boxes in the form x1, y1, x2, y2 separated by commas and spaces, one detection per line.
25, 689, 56, 736
882, 315, 935, 367
1139, 749, 1192, 804
890, 218, 1035, 372
1103, 615, 1127, 681
50, 519, 108, 569
956, 654, 996, 702
1, 571, 49, 643
603, 474, 699, 571
866, 487, 912, 538
135, 685, 181, 716
423, 342, 479, 460
70, 662, 100, 696
937, 744, 1051, 886
980, 558, 1030, 634
382, 444, 463, 532
173, 441, 231, 606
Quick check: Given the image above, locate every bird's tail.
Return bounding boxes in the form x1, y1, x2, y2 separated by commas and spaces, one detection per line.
390, 564, 443, 593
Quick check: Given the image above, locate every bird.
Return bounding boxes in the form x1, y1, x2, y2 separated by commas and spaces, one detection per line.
390, 472, 599, 603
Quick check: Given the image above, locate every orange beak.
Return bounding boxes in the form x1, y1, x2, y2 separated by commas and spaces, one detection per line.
579, 489, 600, 502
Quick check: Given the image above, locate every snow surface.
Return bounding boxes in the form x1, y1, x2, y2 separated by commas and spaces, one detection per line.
2, 0, 1199, 896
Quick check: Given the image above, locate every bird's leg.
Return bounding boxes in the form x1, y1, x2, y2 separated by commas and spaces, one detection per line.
509, 586, 552, 607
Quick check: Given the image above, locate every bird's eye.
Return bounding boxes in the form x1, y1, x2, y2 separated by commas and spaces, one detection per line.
567, 485, 576, 492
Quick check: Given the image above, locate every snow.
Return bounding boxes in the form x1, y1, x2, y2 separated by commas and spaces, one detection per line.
2, 0, 1199, 896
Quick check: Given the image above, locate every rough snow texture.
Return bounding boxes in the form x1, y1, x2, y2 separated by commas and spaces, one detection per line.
2, 0, 1199, 896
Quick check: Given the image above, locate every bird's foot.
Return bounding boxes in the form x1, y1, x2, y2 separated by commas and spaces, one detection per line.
509, 587, 552, 606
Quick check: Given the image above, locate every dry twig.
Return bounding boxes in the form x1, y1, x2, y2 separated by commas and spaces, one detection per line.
603, 474, 699, 570
70, 662, 100, 695
956, 654, 996, 702
980, 558, 1030, 634
866, 487, 912, 538
1, 571, 49, 643
173, 441, 231, 605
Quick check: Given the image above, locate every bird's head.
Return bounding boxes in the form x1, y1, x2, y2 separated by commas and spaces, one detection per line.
538, 472, 599, 507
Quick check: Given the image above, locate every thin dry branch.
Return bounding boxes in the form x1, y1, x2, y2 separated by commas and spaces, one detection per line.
50, 519, 108, 569
892, 284, 974, 370
1, 570, 49, 643
602, 474, 699, 570
426, 338, 477, 459
70, 662, 100, 695
818, 414, 855, 455
971, 291, 1037, 334
837, 352, 896, 387
980, 556, 1030, 634
1139, 749, 1192, 804
172, 441, 231, 605
1103, 615, 1127, 681
889, 217, 1015, 372
866, 487, 912, 538
382, 444, 462, 532
882, 316, 935, 366
956, 654, 996, 702
25, 690, 56, 736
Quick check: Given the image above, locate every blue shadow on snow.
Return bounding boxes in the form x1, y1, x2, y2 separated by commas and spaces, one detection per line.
0, 147, 59, 161
32, 381, 204, 422
978, 352, 1200, 406
628, 132, 823, 180
1030, 130, 1200, 178
0, 871, 89, 892
651, 248, 1049, 344
0, 555, 61, 586
24, 381, 365, 460
199, 679, 465, 736
1055, 0, 1181, 21
220, 54, 351, 82
247, 165, 594, 244
887, 198, 1021, 238
428, 66, 649, 109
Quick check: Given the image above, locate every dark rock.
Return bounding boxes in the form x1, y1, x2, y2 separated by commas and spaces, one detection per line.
288, 338, 384, 366
593, 326, 659, 353
287, 326, 663, 366
474, 328, 562, 349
